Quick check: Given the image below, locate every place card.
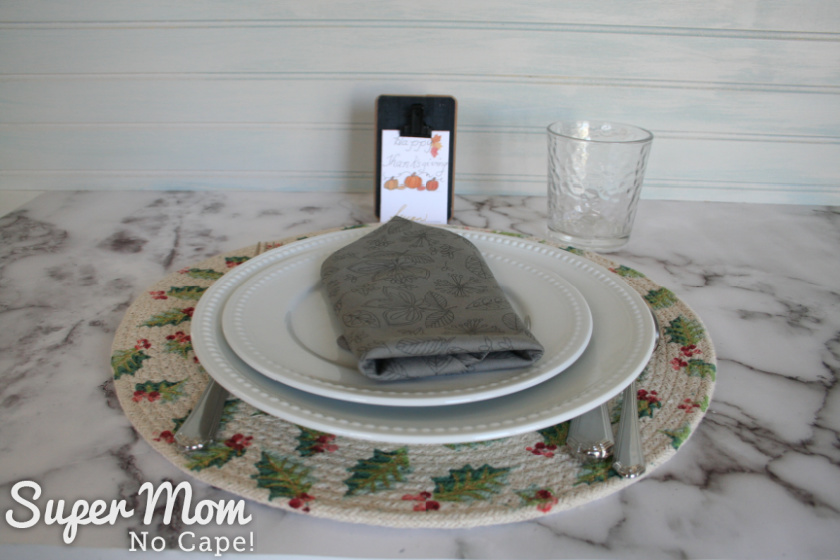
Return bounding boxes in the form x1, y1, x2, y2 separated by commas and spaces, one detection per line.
375, 95, 457, 224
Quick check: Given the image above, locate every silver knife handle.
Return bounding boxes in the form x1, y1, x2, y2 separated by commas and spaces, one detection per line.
613, 380, 646, 478
174, 381, 229, 451
567, 403, 614, 462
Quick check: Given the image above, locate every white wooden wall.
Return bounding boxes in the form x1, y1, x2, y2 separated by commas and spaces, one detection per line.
1, 1, 839, 204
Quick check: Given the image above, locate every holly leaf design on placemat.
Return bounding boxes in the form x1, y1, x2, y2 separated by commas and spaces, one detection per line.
443, 440, 496, 451
610, 265, 645, 278
185, 434, 252, 471
218, 398, 241, 431
132, 379, 186, 403
537, 422, 570, 448
515, 484, 559, 513
163, 331, 192, 358
180, 268, 224, 281
561, 246, 586, 256
575, 458, 618, 485
663, 423, 692, 449
252, 451, 316, 501
665, 315, 705, 347
491, 230, 529, 239
111, 348, 150, 379
637, 389, 662, 418
295, 427, 338, 457
685, 359, 717, 380
431, 464, 511, 503
166, 286, 207, 301
224, 256, 250, 268
344, 448, 411, 496
141, 307, 194, 328
170, 410, 190, 433
644, 287, 678, 309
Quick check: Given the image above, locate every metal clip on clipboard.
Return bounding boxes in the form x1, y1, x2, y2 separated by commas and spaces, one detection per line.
400, 103, 432, 138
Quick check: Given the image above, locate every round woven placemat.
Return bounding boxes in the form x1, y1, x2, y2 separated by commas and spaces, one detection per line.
111, 224, 716, 528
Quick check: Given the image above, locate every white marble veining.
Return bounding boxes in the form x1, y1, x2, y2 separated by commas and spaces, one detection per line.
0, 191, 838, 559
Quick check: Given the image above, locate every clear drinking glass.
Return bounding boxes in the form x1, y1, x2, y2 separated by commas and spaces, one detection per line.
547, 120, 653, 252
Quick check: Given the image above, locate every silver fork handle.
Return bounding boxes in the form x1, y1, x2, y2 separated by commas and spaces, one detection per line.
567, 403, 614, 462
173, 242, 266, 452
174, 380, 229, 451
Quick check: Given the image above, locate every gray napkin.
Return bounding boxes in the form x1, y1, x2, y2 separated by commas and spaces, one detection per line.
320, 217, 544, 381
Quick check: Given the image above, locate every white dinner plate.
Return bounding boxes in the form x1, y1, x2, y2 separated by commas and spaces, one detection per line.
191, 226, 656, 444
220, 235, 593, 406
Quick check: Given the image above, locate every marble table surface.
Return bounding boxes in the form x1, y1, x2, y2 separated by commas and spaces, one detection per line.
0, 191, 838, 559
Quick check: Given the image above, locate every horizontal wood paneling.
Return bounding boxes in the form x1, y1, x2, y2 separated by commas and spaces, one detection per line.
2, 76, 838, 135
2, 27, 838, 87
3, 0, 840, 33
1, 1, 838, 204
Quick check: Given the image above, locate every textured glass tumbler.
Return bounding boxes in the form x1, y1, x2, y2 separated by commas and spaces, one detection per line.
547, 120, 653, 252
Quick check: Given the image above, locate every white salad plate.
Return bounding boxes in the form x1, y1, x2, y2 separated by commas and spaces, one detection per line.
192, 226, 656, 444
220, 234, 593, 406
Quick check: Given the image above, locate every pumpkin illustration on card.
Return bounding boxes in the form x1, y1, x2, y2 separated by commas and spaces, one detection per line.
405, 173, 422, 189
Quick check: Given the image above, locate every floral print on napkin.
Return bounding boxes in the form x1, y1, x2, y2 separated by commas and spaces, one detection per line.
320, 217, 544, 381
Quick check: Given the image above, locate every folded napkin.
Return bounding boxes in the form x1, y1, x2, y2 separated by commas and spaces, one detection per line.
320, 217, 544, 381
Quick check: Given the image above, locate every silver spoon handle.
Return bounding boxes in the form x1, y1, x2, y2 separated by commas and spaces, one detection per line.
567, 403, 614, 462
613, 380, 646, 477
174, 380, 229, 451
